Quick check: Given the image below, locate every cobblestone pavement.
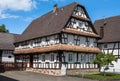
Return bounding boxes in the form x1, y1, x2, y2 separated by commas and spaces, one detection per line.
0, 71, 98, 81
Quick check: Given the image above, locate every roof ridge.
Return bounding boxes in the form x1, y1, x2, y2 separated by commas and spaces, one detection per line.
94, 15, 120, 22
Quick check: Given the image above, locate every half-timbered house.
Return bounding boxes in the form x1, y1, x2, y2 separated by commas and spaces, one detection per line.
94, 15, 120, 73
0, 33, 19, 63
14, 2, 100, 75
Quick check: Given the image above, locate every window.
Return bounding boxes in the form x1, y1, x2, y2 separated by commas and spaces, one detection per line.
42, 55, 45, 62
8, 55, 12, 58
67, 18, 76, 28
79, 22, 82, 27
15, 44, 19, 47
54, 35, 59, 44
30, 40, 33, 46
93, 39, 97, 47
74, 35, 80, 45
34, 38, 41, 44
80, 54, 86, 62
68, 54, 73, 62
77, 21, 83, 30
104, 44, 107, 48
73, 6, 83, 16
51, 54, 54, 61
62, 33, 68, 44
86, 37, 90, 46
46, 37, 50, 45
89, 54, 94, 62
76, 53, 79, 62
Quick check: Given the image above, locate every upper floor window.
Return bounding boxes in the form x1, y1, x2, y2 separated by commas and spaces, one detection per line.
34, 38, 41, 44
54, 35, 59, 43
74, 35, 80, 45
73, 6, 87, 18
62, 33, 68, 44
67, 18, 76, 28
15, 43, 19, 47
77, 21, 83, 30
93, 39, 97, 47
46, 37, 50, 45
86, 37, 90, 46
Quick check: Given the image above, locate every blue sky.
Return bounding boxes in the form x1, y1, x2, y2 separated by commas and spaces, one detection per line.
0, 0, 120, 34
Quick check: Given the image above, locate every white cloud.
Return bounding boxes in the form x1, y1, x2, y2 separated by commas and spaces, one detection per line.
0, 0, 36, 11
39, 0, 65, 2
0, 11, 19, 19
0, 0, 36, 19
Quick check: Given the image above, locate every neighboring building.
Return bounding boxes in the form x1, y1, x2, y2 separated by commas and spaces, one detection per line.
94, 15, 120, 73
14, 2, 100, 75
0, 33, 19, 63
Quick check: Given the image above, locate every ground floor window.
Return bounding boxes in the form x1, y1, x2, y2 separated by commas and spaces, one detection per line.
64, 52, 96, 63
51, 54, 54, 61
68, 54, 73, 62
42, 55, 45, 62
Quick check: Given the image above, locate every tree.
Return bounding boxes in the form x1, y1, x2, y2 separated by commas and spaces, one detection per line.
93, 52, 118, 76
0, 24, 9, 33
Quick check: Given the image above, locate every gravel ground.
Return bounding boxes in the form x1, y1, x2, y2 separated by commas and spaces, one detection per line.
0, 71, 99, 81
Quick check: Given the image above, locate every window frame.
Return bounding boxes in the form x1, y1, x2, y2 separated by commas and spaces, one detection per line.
62, 33, 68, 44
42, 55, 45, 62
51, 54, 54, 61
68, 53, 73, 62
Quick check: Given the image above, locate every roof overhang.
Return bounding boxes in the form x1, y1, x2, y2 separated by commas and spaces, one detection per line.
14, 44, 101, 54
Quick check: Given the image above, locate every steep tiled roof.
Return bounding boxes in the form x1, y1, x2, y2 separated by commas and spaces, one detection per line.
16, 2, 98, 43
0, 33, 20, 50
14, 44, 100, 54
94, 15, 120, 43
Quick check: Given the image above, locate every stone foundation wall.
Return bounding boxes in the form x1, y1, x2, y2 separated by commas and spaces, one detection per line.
26, 68, 61, 76
66, 69, 99, 75
26, 68, 99, 76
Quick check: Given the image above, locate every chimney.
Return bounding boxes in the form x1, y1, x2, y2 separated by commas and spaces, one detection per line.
53, 4, 58, 13
100, 18, 107, 38
100, 26, 104, 38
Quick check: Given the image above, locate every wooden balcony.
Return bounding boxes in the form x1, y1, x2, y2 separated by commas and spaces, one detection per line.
14, 44, 101, 54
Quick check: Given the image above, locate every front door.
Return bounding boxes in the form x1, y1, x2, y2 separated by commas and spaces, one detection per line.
30, 54, 33, 68
0, 50, 2, 63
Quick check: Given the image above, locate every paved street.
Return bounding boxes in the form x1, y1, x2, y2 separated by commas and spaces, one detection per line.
0, 71, 98, 81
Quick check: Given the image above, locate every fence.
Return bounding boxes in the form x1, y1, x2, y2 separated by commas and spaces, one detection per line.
0, 62, 27, 72
33, 62, 98, 69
